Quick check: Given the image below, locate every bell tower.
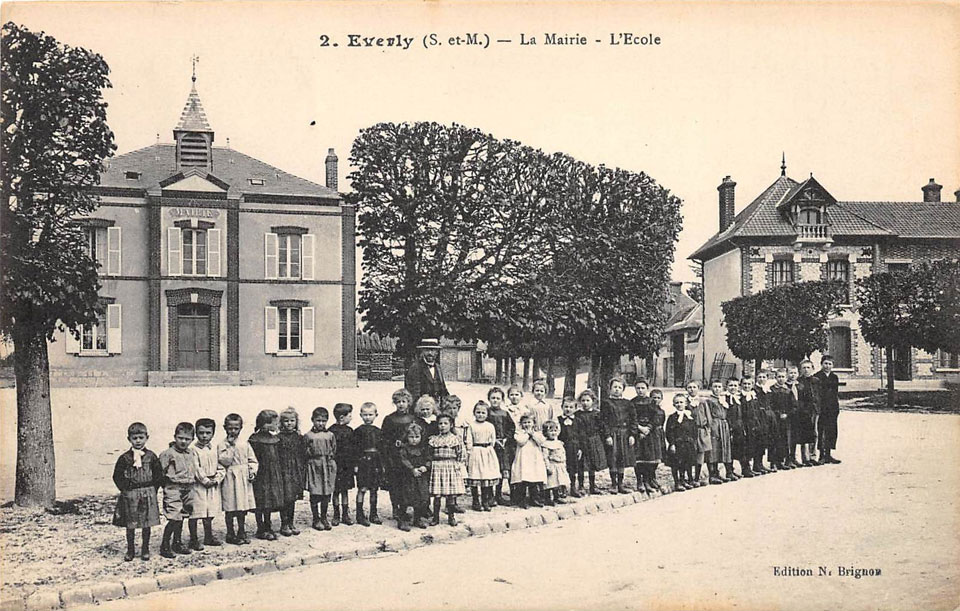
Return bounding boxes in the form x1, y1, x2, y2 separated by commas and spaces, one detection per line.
173, 55, 214, 172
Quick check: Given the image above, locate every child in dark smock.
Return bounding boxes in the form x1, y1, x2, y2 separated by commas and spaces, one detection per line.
353, 402, 384, 526
665, 394, 697, 491
381, 389, 419, 527
600, 377, 636, 494
634, 388, 666, 493
686, 380, 713, 487
558, 395, 585, 497
398, 423, 432, 531
113, 422, 164, 561
328, 403, 356, 526
485, 386, 515, 506
248, 410, 284, 541
277, 407, 305, 536
576, 389, 608, 495
303, 407, 337, 531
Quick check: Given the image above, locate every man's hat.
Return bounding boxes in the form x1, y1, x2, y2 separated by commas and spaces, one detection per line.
417, 338, 441, 350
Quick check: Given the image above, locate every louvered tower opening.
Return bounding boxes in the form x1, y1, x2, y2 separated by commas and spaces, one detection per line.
179, 133, 210, 168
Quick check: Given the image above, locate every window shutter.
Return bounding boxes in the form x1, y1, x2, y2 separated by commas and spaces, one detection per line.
106, 304, 122, 354
264, 306, 279, 354
264, 233, 279, 279
302, 307, 315, 354
301, 234, 315, 280
207, 228, 221, 277
167, 227, 183, 276
64, 327, 80, 354
106, 226, 122, 276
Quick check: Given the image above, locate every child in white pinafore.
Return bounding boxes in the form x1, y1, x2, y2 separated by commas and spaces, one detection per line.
189, 417, 225, 550
218, 413, 258, 545
510, 413, 548, 508
540, 420, 570, 506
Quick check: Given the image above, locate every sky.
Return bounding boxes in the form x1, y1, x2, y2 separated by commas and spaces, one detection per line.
4, 0, 960, 284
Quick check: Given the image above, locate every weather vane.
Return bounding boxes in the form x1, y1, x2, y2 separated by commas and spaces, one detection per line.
191, 54, 199, 83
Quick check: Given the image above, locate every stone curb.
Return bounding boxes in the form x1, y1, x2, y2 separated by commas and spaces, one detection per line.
4, 489, 663, 610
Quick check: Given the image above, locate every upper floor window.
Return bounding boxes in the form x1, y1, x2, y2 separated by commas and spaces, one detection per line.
771, 259, 794, 287
798, 207, 822, 225
827, 259, 850, 303
167, 226, 221, 277
80, 223, 121, 276
264, 230, 315, 280
938, 350, 959, 370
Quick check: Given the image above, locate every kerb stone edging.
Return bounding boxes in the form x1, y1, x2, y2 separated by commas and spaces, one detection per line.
4, 489, 661, 610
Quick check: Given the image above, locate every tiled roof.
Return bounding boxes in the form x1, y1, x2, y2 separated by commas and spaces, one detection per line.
98, 144, 340, 200
689, 174, 960, 261
665, 303, 702, 333
175, 84, 213, 133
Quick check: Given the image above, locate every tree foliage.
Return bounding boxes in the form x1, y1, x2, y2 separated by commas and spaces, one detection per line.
1, 22, 115, 506
348, 121, 683, 381
721, 280, 847, 364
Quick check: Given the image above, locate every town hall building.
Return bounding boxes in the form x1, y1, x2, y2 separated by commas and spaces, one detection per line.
690, 158, 960, 391
47, 76, 357, 387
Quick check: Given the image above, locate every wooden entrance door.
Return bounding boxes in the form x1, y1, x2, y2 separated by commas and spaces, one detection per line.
177, 304, 211, 370
893, 347, 912, 381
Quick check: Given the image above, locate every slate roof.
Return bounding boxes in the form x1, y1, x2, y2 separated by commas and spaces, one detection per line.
665, 302, 702, 333
97, 144, 340, 201
689, 174, 960, 260
175, 84, 213, 133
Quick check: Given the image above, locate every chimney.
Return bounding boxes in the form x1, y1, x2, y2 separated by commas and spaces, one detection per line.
955, 188, 960, 203
325, 148, 338, 192
718, 175, 736, 231
922, 178, 942, 202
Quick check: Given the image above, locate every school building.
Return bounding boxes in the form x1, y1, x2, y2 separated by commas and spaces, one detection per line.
689, 160, 960, 391
47, 77, 357, 387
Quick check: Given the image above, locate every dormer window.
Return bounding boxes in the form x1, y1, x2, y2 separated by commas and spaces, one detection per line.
249, 178, 265, 186
124, 171, 141, 180
798, 207, 822, 225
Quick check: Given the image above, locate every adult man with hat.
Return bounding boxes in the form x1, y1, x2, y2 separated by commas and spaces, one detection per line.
404, 338, 449, 405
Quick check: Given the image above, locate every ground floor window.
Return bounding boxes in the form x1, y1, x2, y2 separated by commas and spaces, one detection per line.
278, 307, 301, 352
81, 311, 108, 352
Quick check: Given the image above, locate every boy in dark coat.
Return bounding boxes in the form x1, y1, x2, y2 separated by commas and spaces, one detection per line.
815, 355, 842, 464
328, 403, 356, 526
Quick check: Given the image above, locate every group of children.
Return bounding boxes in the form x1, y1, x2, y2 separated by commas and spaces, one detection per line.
113, 365, 838, 561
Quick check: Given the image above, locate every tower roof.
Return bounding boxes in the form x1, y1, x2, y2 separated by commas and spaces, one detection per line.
175, 83, 213, 133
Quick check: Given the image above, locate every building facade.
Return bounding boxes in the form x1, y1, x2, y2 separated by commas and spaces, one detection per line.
48, 79, 357, 387
690, 162, 960, 391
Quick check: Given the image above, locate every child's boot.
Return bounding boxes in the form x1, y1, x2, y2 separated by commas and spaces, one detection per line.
589, 472, 600, 495
226, 514, 239, 543
187, 519, 203, 551
481, 487, 493, 511
446, 501, 458, 526
357, 502, 370, 527
471, 488, 482, 511
529, 484, 544, 507
369, 493, 382, 524
172, 522, 191, 555
160, 523, 175, 559
430, 498, 441, 526
340, 504, 353, 525
140, 529, 151, 560
331, 504, 340, 527
124, 530, 136, 562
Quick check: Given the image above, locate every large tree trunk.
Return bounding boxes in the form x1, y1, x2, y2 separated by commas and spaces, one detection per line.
495, 358, 504, 385
532, 357, 544, 386
522, 357, 532, 391
563, 353, 578, 398
508, 357, 517, 385
545, 356, 556, 398
599, 353, 617, 391
588, 354, 602, 396
13, 325, 57, 508
886, 345, 896, 411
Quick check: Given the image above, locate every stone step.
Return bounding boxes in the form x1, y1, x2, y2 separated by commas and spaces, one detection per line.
146, 371, 242, 387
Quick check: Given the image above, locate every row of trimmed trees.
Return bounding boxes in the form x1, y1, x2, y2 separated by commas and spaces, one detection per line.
721, 260, 960, 409
348, 122, 683, 397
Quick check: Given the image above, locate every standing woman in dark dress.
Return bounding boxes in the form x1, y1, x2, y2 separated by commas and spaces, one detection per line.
600, 377, 636, 494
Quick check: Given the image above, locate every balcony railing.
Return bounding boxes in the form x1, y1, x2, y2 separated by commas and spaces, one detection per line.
795, 223, 831, 241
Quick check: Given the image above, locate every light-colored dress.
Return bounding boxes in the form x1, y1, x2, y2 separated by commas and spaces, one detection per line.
218, 438, 258, 512
510, 431, 547, 484
428, 433, 466, 496
527, 400, 559, 433
465, 420, 501, 486
541, 438, 570, 490
190, 442, 225, 518
302, 428, 337, 496
505, 403, 530, 428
